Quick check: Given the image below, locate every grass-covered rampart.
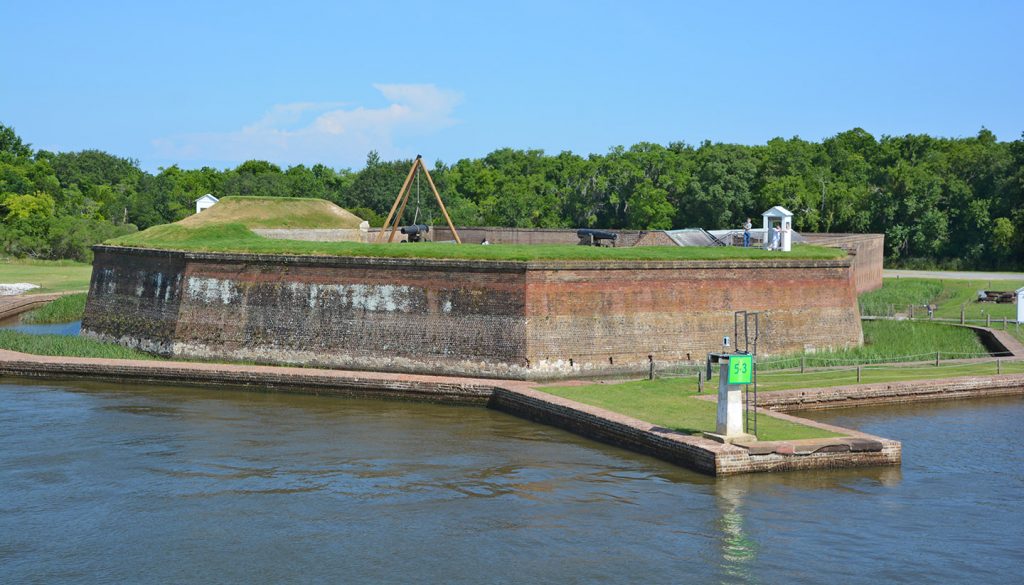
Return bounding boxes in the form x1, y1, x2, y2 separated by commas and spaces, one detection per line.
180, 196, 365, 229
107, 223, 846, 262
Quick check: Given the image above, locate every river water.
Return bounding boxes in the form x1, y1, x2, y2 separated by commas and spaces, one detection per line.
1, 380, 1021, 584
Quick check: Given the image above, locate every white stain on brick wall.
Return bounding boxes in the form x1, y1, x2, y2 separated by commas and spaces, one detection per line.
284, 282, 414, 312
101, 268, 116, 294
186, 276, 238, 304
347, 284, 411, 312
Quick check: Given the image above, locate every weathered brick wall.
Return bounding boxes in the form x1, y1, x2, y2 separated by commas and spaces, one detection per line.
84, 247, 531, 377
802, 233, 884, 292
82, 247, 186, 354
524, 259, 862, 377
83, 247, 862, 379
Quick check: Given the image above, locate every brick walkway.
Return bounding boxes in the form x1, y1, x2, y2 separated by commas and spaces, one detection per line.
0, 348, 535, 403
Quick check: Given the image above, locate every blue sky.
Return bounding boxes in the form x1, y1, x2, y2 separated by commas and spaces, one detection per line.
2, 0, 1022, 172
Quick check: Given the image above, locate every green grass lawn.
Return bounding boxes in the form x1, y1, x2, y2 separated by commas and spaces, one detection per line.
0, 330, 160, 360
542, 379, 840, 441
860, 277, 1024, 322
21, 293, 88, 324
754, 359, 1024, 391
107, 223, 846, 262
0, 258, 92, 293
758, 320, 990, 369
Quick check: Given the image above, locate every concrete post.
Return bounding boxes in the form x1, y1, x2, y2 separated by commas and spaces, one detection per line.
715, 360, 745, 437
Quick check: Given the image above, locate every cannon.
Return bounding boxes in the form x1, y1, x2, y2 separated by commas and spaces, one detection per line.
400, 224, 430, 242
576, 228, 618, 247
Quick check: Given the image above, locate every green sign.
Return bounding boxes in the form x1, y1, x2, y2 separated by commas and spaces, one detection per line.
728, 354, 753, 385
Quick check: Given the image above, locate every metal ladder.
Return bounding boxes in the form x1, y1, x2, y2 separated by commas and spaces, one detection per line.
734, 311, 760, 436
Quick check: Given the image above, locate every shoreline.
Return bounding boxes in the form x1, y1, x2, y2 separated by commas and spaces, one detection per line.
9, 350, 1023, 475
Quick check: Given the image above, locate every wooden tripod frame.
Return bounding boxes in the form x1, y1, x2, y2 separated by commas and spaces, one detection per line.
375, 155, 462, 244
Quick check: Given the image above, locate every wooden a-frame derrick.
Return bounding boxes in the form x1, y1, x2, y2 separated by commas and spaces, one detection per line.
375, 155, 462, 244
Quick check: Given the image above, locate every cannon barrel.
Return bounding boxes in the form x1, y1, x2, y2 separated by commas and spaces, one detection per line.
400, 224, 430, 235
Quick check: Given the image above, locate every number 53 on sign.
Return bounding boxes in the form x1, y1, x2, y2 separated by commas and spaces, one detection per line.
728, 355, 753, 385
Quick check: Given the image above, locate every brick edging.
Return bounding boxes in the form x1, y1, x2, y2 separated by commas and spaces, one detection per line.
759, 373, 1024, 412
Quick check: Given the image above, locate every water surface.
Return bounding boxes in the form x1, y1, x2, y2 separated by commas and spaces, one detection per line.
1, 381, 1021, 584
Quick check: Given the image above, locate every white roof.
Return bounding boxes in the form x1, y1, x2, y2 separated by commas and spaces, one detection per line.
762, 205, 793, 217
196, 194, 219, 203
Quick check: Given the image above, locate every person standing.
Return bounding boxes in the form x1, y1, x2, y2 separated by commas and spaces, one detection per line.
742, 218, 752, 247
770, 225, 781, 250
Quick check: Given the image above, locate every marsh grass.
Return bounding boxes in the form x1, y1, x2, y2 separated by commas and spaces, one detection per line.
22, 293, 88, 324
0, 330, 161, 360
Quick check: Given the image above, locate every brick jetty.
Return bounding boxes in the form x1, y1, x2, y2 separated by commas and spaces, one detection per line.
0, 347, 912, 475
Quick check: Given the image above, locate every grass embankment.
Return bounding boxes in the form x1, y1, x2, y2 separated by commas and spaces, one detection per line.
860, 277, 1024, 322
0, 258, 92, 293
108, 223, 846, 262
542, 379, 840, 441
181, 196, 365, 229
22, 293, 87, 324
0, 330, 160, 360
760, 320, 990, 369
754, 360, 1024, 392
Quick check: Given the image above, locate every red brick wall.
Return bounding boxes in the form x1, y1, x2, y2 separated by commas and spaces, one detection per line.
524, 259, 862, 376
801, 233, 884, 292
84, 247, 862, 380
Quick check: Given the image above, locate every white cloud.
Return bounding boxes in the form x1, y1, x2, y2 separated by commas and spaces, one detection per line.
153, 84, 462, 168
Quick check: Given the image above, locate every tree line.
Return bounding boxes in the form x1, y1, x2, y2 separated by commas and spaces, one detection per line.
1, 123, 1021, 268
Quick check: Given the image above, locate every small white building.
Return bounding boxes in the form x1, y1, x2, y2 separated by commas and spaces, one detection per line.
195, 194, 219, 214
762, 205, 794, 252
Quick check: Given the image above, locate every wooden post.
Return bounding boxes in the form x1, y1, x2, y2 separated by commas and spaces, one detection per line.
910, 304, 915, 319
387, 175, 415, 243
697, 370, 703, 393
997, 358, 1001, 375
1004, 317, 1008, 330
801, 357, 805, 373
935, 352, 940, 367
961, 306, 965, 325
418, 160, 462, 244
856, 366, 862, 383
648, 355, 654, 380
376, 157, 420, 243
987, 314, 991, 327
